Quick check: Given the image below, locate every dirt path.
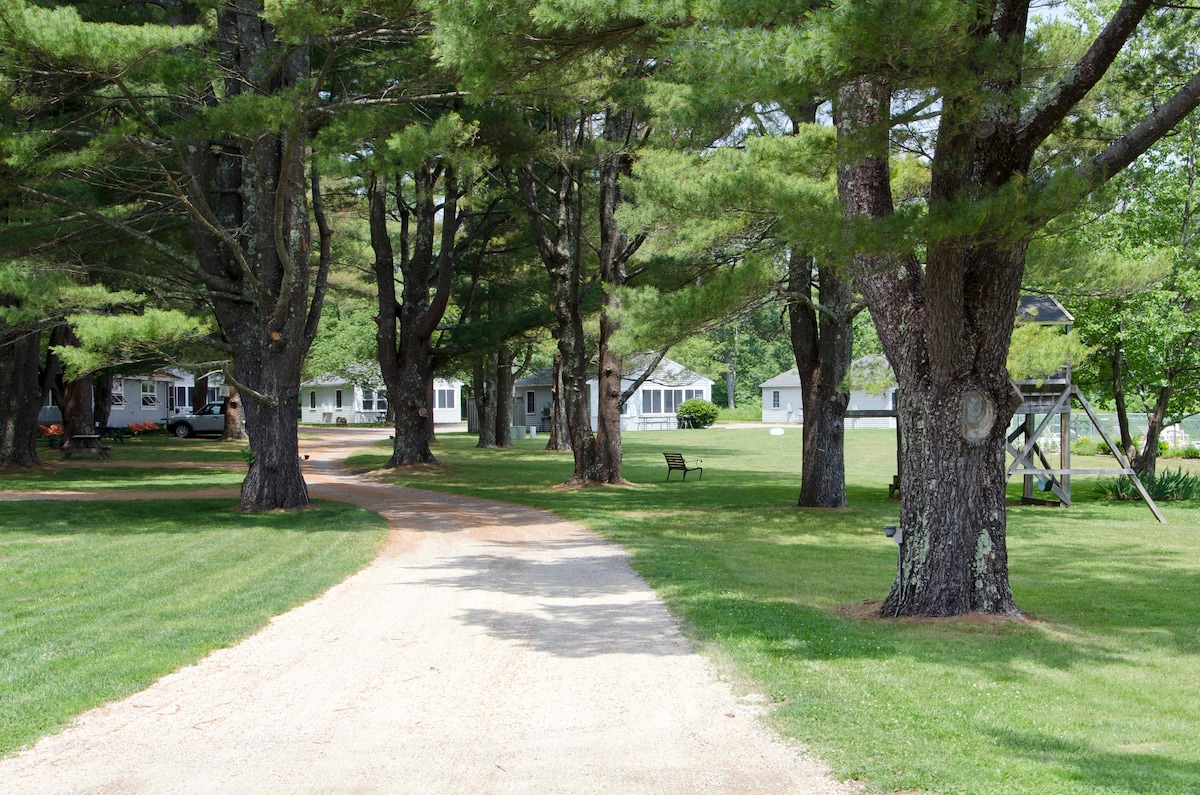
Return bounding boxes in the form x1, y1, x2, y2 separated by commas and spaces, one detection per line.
0, 428, 858, 794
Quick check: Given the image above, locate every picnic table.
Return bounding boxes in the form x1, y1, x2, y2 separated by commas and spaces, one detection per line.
99, 426, 131, 444
62, 434, 111, 460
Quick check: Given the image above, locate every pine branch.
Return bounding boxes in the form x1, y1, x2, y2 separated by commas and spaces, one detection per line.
1018, 0, 1156, 154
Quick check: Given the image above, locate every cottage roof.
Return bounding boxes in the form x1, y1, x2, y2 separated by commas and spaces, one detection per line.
301, 371, 461, 389
515, 356, 712, 389
760, 368, 802, 389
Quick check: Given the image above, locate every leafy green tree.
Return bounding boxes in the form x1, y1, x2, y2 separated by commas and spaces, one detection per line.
829, 0, 1200, 616
1038, 119, 1200, 478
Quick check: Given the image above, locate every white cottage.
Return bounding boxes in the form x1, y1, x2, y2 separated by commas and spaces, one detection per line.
299, 375, 463, 425
760, 370, 805, 424
39, 370, 228, 428
760, 360, 898, 429
513, 355, 714, 432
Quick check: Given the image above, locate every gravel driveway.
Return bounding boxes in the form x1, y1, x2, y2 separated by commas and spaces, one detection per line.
0, 429, 858, 794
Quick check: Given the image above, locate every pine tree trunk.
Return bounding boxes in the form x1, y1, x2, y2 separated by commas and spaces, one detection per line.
92, 376, 113, 429
595, 322, 624, 483
495, 343, 514, 448
240, 386, 308, 510
797, 388, 849, 507
558, 318, 601, 483
545, 355, 572, 451
593, 106, 638, 485
839, 76, 1022, 617
785, 100, 854, 508
519, 136, 601, 482
0, 328, 44, 468
184, 2, 325, 512
60, 376, 95, 444
1109, 342, 1137, 456
390, 351, 438, 465
368, 164, 459, 468
475, 352, 498, 449
788, 251, 853, 508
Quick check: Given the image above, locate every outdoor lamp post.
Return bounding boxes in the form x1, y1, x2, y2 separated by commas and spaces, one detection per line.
884, 524, 903, 592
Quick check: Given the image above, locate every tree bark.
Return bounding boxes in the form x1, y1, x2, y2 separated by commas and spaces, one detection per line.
220, 385, 245, 441
0, 327, 45, 468
518, 118, 601, 483
839, 76, 1021, 617
545, 355, 572, 451
240, 388, 307, 509
593, 106, 642, 484
495, 341, 515, 448
831, 0, 1200, 616
724, 326, 737, 409
789, 249, 854, 508
1133, 386, 1171, 480
369, 164, 460, 467
186, 4, 325, 512
475, 352, 498, 449
59, 376, 96, 444
92, 375, 113, 429
1109, 339, 1137, 456
787, 101, 855, 508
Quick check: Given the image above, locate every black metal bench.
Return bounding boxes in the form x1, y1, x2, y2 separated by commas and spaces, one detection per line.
663, 452, 702, 481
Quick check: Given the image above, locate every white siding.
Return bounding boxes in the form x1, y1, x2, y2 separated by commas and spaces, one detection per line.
300, 377, 460, 425
760, 386, 804, 423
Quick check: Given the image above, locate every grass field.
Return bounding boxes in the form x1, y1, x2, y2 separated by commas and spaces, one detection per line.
0, 498, 388, 757
0, 436, 247, 492
351, 428, 1200, 795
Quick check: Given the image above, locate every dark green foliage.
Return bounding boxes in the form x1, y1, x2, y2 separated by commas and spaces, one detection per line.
677, 398, 718, 428
1094, 467, 1200, 502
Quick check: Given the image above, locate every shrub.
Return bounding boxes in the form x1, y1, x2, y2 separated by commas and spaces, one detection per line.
1093, 467, 1200, 502
1165, 444, 1200, 459
678, 398, 719, 429
1071, 436, 1113, 456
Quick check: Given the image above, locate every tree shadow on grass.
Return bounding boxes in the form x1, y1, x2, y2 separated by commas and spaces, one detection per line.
988, 728, 1200, 794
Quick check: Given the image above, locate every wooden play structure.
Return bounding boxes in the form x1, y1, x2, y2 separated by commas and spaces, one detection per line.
1005, 295, 1164, 522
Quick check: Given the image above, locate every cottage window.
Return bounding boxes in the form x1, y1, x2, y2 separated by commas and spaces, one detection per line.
437, 389, 455, 409
141, 382, 159, 408
310, 391, 317, 410
111, 391, 126, 408
642, 389, 663, 414
526, 391, 536, 414
362, 390, 375, 411
772, 390, 780, 409
335, 390, 343, 409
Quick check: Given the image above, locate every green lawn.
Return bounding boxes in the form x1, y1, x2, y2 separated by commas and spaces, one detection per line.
0, 499, 387, 756
352, 428, 1200, 795
0, 436, 248, 492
